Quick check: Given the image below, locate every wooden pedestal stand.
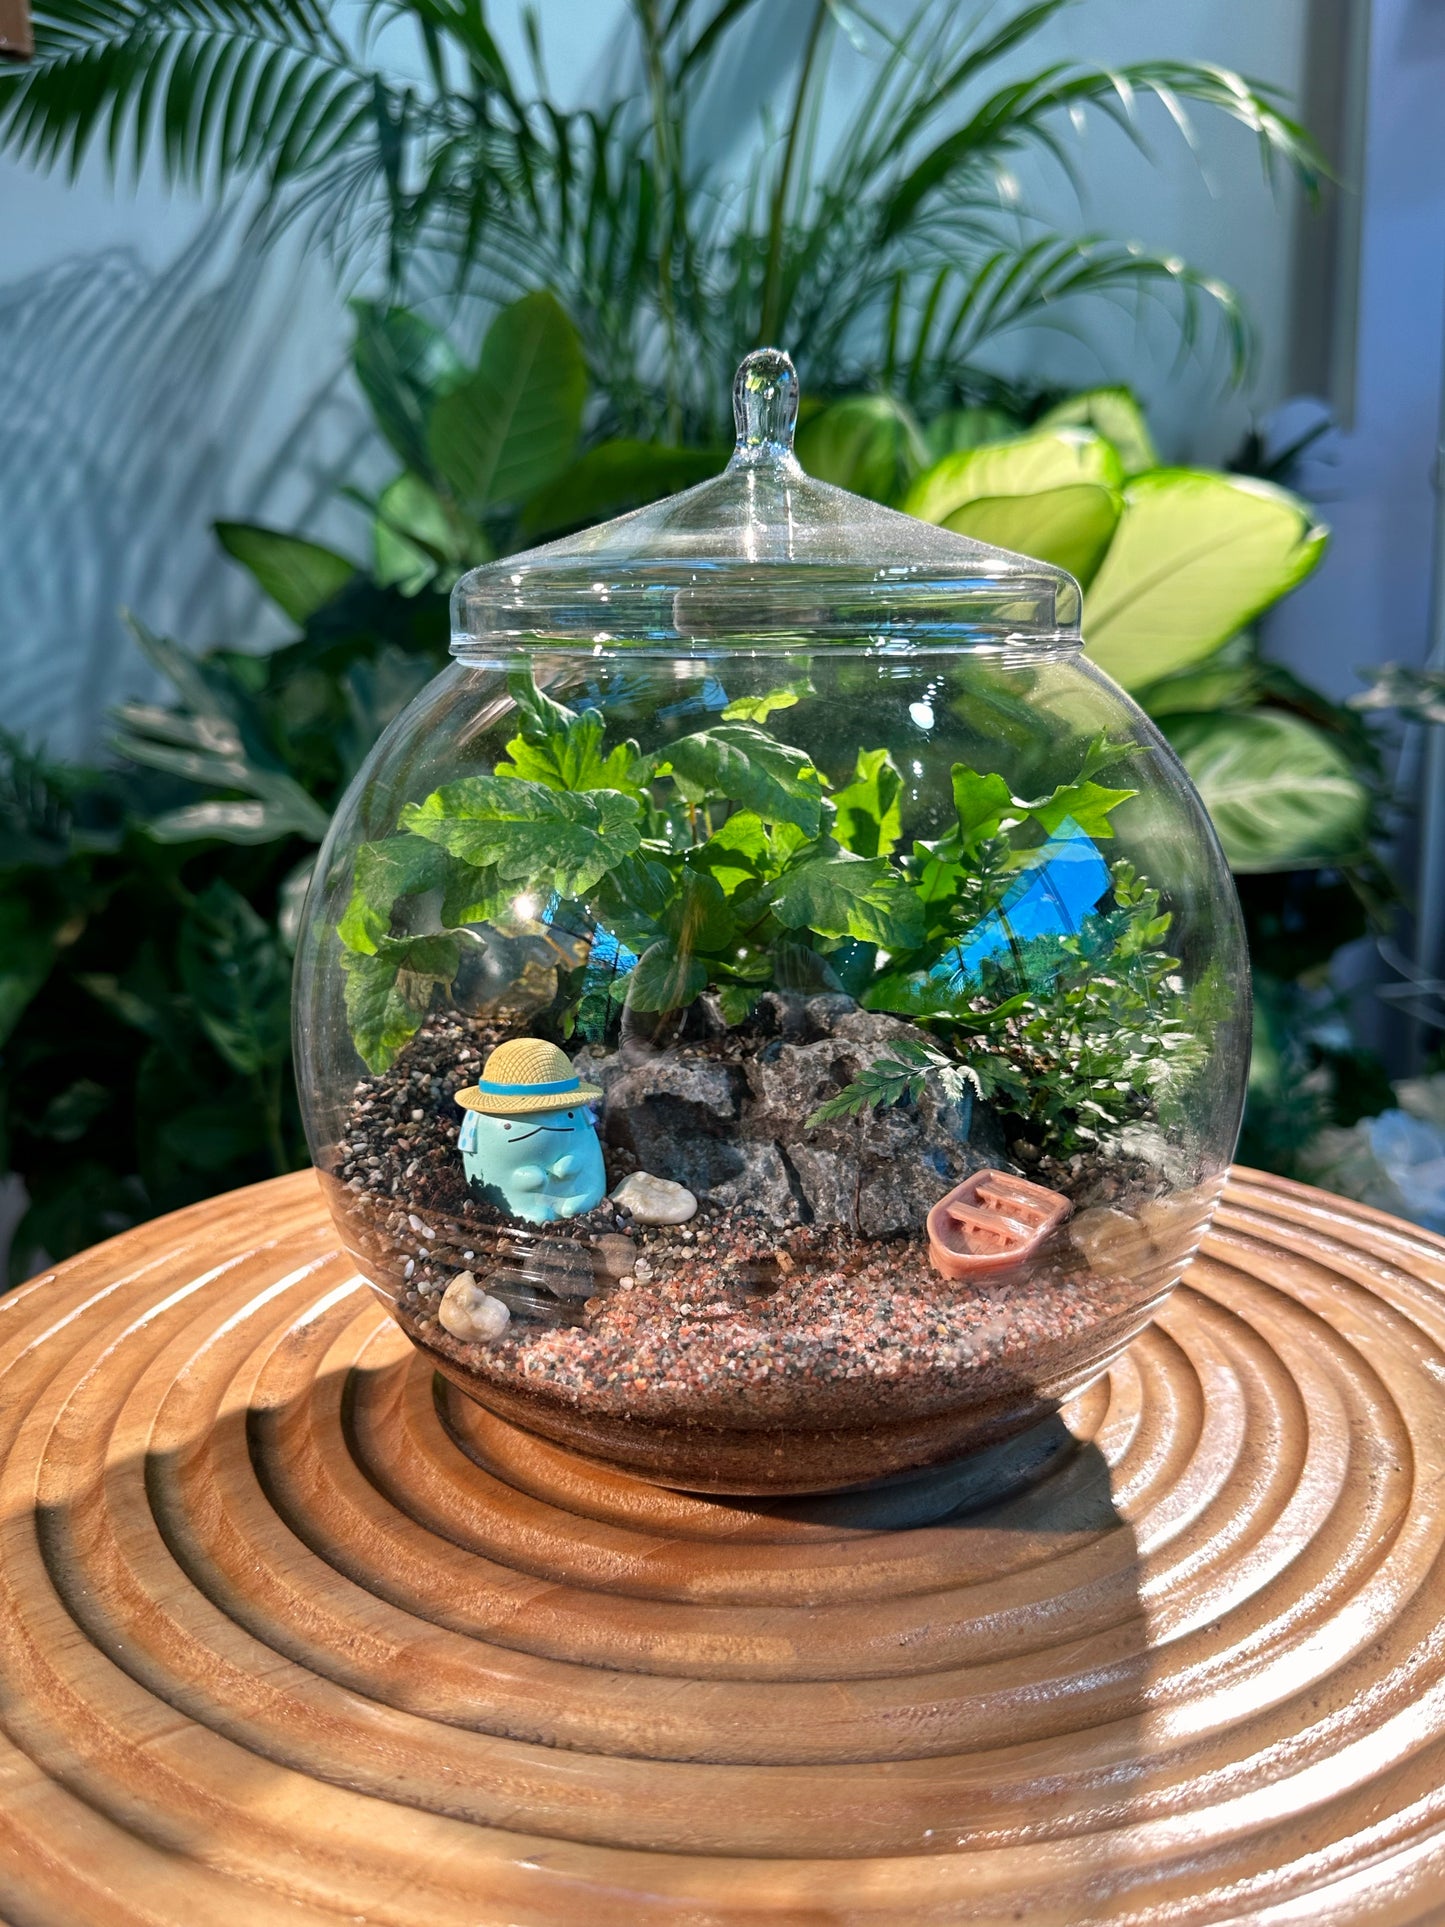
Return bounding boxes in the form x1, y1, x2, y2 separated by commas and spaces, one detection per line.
2, 1167, 1444, 1923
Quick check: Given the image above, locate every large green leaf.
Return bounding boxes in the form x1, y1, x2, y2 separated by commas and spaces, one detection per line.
902, 427, 1124, 527
495, 671, 643, 794
337, 836, 454, 955
943, 485, 1121, 587
922, 408, 1021, 462
351, 303, 466, 479
1037, 389, 1159, 477
795, 395, 928, 504
1165, 711, 1371, 873
427, 291, 586, 512
400, 778, 641, 897
373, 472, 484, 595
665, 723, 824, 835
832, 747, 904, 858
520, 441, 723, 540
625, 941, 708, 1015
770, 849, 924, 950
214, 522, 356, 623
343, 934, 463, 1074
1084, 471, 1328, 691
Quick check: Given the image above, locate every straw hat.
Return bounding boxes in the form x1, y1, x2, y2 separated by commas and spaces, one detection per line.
454, 1038, 603, 1116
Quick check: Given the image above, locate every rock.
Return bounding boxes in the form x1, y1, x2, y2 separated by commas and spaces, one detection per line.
611, 1171, 698, 1225
581, 998, 990, 1236
592, 1233, 638, 1281
703, 1140, 805, 1224
803, 993, 858, 1038
437, 1273, 510, 1343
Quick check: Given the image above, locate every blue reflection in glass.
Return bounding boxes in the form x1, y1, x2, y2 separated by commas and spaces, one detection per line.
937, 817, 1111, 992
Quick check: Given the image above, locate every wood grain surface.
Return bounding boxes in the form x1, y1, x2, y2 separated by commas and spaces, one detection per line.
1, 1166, 1444, 1923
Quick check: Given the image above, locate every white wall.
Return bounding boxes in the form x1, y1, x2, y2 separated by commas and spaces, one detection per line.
0, 0, 1316, 754
1265, 0, 1445, 702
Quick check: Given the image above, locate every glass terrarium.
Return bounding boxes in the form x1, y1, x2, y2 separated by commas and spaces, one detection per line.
294, 349, 1249, 1495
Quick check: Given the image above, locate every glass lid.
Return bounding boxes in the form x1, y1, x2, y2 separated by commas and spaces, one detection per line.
452, 349, 1083, 651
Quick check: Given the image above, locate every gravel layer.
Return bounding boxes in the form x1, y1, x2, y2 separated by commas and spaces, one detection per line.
326, 1010, 1194, 1447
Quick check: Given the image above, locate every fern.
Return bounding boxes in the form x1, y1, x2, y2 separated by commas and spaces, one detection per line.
806, 1037, 983, 1128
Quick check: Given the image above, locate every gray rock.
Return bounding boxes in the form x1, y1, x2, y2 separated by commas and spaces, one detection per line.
705, 1140, 805, 1224
588, 996, 992, 1234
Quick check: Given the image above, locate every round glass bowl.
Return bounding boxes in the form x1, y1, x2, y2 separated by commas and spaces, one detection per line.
294, 351, 1249, 1493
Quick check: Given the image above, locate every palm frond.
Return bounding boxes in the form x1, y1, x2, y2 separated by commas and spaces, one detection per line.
881, 56, 1323, 239
1, 0, 1326, 437
0, 1, 376, 190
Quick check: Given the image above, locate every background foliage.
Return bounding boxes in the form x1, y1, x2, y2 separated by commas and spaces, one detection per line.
0, 0, 1397, 1280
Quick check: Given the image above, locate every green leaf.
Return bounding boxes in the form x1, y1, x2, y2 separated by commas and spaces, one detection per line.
400, 778, 641, 898
1165, 711, 1372, 873
944, 485, 1122, 588
1037, 389, 1159, 478
665, 723, 824, 835
951, 767, 1014, 850
178, 880, 292, 1078
625, 940, 708, 1014
586, 854, 677, 953
770, 848, 925, 950
832, 747, 904, 858
373, 472, 483, 593
903, 427, 1124, 527
795, 394, 928, 504
1133, 651, 1260, 719
115, 618, 331, 846
721, 687, 810, 724
337, 835, 454, 955
214, 522, 356, 623
1083, 471, 1329, 691
519, 441, 723, 540
922, 408, 1022, 463
343, 934, 462, 1075
497, 670, 644, 794
1024, 779, 1137, 841
692, 812, 774, 895
805, 1037, 982, 1128
427, 291, 586, 512
351, 302, 466, 478
663, 867, 736, 955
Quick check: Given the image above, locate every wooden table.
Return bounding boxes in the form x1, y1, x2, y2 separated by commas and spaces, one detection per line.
1, 1167, 1444, 1924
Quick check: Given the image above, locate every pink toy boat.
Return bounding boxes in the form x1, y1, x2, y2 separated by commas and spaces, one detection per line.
927, 1169, 1072, 1280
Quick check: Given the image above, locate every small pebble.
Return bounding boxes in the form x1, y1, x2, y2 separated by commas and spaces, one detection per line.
611, 1171, 697, 1225
437, 1272, 511, 1344
594, 1234, 637, 1281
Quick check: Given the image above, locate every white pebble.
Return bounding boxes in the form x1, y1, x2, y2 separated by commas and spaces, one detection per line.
610, 1171, 697, 1225
408, 1213, 437, 1240
634, 1258, 654, 1282
437, 1272, 511, 1344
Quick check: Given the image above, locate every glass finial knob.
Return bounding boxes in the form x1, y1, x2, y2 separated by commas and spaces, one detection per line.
732, 348, 799, 467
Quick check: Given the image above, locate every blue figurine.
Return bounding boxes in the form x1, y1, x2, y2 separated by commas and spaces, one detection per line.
454, 1038, 607, 1224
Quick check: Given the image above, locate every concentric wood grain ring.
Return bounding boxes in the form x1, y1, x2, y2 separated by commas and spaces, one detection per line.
2, 1168, 1445, 1922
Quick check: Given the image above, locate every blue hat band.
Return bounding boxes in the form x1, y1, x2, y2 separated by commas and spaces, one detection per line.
473, 1074, 580, 1097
